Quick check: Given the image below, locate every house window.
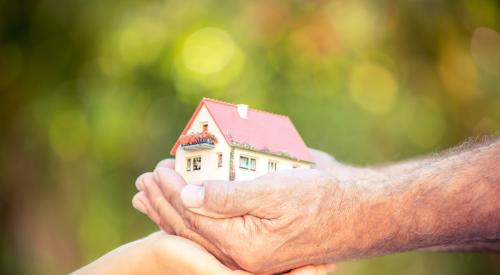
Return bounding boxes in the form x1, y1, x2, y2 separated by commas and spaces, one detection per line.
239, 156, 257, 171
186, 156, 201, 171
202, 123, 208, 132
217, 152, 223, 168
193, 156, 202, 170
268, 160, 278, 172
239, 156, 248, 169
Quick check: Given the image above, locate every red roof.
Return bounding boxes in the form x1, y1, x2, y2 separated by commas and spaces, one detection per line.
170, 98, 314, 163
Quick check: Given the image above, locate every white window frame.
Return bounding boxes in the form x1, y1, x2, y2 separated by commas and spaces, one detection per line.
239, 155, 256, 171
193, 156, 202, 171
187, 156, 202, 172
268, 160, 278, 172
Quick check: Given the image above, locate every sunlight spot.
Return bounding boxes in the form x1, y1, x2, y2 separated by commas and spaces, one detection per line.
181, 27, 236, 75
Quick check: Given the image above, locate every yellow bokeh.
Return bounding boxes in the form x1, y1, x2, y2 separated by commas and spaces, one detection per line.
327, 1, 377, 50
438, 41, 478, 100
182, 27, 236, 75
349, 63, 398, 114
171, 27, 245, 95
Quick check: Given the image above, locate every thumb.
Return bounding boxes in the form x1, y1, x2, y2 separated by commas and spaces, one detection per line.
180, 181, 257, 218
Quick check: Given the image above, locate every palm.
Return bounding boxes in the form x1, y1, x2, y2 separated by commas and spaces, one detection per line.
150, 232, 246, 275
151, 232, 330, 275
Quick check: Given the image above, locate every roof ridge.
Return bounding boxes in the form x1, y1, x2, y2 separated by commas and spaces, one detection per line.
202, 97, 235, 107
203, 97, 290, 119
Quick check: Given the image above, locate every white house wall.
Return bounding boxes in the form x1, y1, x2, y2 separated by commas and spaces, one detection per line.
174, 105, 231, 183
233, 148, 312, 181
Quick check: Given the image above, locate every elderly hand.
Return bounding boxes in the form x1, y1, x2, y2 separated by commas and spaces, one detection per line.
134, 150, 345, 274
136, 140, 500, 273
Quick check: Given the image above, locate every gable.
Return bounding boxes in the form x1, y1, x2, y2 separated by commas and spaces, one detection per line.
170, 103, 228, 155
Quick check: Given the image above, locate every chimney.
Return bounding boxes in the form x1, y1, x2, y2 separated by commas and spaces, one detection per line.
237, 104, 248, 119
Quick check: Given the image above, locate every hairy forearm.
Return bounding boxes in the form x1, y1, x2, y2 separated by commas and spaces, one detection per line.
330, 138, 500, 261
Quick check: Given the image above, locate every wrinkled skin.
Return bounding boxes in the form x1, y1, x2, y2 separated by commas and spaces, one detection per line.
134, 149, 342, 274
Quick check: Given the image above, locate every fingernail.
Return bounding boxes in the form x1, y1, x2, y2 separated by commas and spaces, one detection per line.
181, 185, 204, 208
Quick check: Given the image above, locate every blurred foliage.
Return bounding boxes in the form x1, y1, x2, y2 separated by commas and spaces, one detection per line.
0, 0, 499, 274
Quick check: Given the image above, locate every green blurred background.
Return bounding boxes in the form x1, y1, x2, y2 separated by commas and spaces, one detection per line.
1, 0, 499, 274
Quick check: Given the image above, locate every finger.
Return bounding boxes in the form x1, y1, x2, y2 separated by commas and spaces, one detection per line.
180, 180, 263, 218
141, 171, 189, 234
135, 172, 151, 191
138, 174, 183, 235
142, 171, 239, 269
135, 158, 175, 191
152, 167, 237, 255
152, 167, 201, 224
132, 192, 148, 214
133, 191, 175, 234
152, 168, 227, 227
155, 159, 175, 169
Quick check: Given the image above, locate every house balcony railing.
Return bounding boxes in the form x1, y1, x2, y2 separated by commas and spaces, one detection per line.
180, 132, 217, 151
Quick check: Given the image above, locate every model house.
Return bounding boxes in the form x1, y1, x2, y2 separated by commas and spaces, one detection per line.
171, 98, 313, 182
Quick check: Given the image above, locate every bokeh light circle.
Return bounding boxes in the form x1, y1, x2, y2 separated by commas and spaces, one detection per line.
182, 27, 236, 75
